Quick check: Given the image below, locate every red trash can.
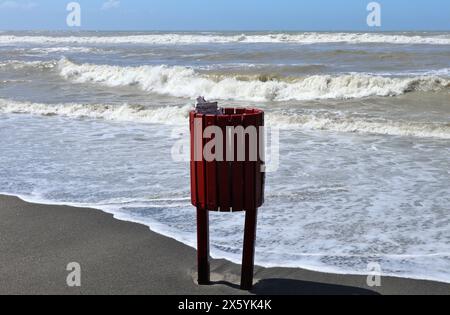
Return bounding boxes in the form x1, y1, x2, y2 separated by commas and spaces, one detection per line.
190, 98, 265, 290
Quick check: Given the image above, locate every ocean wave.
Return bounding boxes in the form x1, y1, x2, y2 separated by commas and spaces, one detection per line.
29, 47, 97, 54
269, 112, 450, 139
423, 68, 450, 77
197, 63, 327, 73
1, 99, 449, 139
0, 99, 192, 125
0, 79, 29, 84
1, 32, 450, 45
0, 60, 57, 70
58, 59, 449, 101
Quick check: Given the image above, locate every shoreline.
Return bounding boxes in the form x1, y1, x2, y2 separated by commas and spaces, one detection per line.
0, 194, 449, 295
3, 191, 450, 286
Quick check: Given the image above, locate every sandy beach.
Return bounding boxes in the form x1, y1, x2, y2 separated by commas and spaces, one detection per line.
0, 194, 448, 295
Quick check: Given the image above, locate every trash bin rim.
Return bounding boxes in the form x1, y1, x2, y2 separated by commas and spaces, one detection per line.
190, 107, 264, 119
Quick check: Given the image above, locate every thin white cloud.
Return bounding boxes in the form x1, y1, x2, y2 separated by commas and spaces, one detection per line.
0, 1, 37, 10
101, 0, 120, 10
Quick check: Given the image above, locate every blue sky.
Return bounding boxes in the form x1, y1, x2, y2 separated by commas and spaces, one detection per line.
0, 0, 449, 31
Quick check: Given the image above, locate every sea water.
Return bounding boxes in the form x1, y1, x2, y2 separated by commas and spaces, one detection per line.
0, 31, 449, 283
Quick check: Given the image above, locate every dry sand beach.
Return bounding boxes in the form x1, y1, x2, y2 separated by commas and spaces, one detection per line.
1, 194, 449, 295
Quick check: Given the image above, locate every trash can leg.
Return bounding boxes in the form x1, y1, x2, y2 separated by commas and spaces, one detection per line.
197, 207, 210, 285
241, 208, 258, 290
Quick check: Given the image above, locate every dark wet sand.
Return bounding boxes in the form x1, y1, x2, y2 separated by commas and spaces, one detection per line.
0, 194, 448, 295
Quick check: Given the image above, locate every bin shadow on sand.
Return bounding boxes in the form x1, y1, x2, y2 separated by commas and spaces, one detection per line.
251, 278, 379, 295
211, 278, 379, 295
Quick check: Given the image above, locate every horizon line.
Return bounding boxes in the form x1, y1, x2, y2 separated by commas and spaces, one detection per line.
1, 29, 449, 33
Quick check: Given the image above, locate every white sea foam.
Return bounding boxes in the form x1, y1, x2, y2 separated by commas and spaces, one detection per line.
57, 59, 449, 102
268, 112, 450, 139
0, 60, 57, 70
424, 68, 450, 77
0, 99, 192, 125
1, 32, 450, 45
29, 47, 96, 54
1, 98, 449, 139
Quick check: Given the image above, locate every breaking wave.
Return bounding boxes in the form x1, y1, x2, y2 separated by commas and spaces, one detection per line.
269, 112, 450, 139
0, 99, 193, 125
1, 32, 450, 45
0, 60, 57, 70
57, 59, 449, 102
29, 47, 97, 54
1, 99, 449, 139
